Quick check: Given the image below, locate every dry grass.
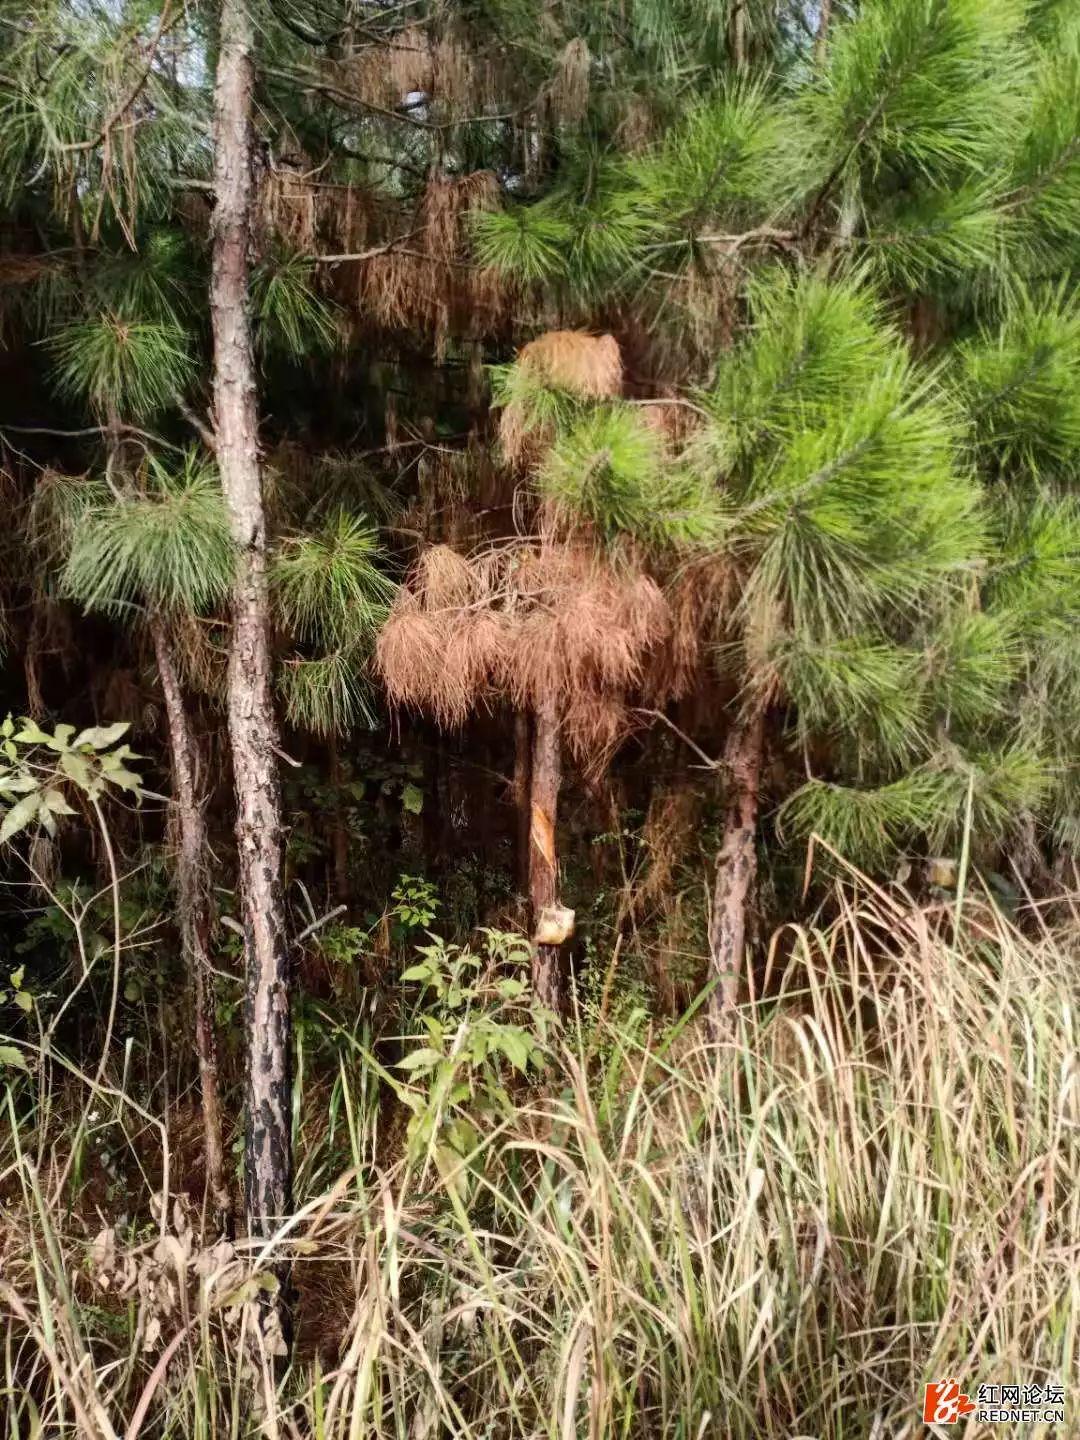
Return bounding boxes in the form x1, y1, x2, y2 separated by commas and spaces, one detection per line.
2, 875, 1077, 1437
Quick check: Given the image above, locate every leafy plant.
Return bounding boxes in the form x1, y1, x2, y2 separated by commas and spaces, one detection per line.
0, 715, 143, 843
395, 928, 547, 1166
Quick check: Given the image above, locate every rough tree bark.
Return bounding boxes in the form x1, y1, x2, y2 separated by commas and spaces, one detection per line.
707, 703, 766, 1032
528, 696, 563, 1011
150, 618, 230, 1231
211, 0, 292, 1348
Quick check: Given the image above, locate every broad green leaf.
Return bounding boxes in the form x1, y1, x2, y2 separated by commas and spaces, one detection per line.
397, 1047, 443, 1071
13, 989, 32, 1013
400, 963, 433, 982
13, 720, 51, 745
0, 792, 41, 844
105, 767, 142, 794
73, 722, 130, 750
10, 966, 24, 989
41, 788, 76, 816
0, 1045, 28, 1071
0, 774, 40, 796
46, 724, 76, 752
59, 751, 94, 791
496, 1028, 531, 1073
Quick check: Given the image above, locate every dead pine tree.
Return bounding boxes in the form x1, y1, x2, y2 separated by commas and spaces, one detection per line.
377, 540, 650, 1014
211, 0, 292, 1352
377, 331, 690, 1011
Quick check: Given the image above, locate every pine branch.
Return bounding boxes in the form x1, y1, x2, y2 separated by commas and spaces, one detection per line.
311, 229, 423, 264
57, 1, 181, 156
174, 395, 217, 455
263, 65, 529, 132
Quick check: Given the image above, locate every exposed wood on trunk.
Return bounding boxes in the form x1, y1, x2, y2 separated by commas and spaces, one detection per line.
150, 618, 230, 1232
528, 697, 563, 1011
513, 709, 532, 896
211, 0, 292, 1352
707, 703, 766, 1033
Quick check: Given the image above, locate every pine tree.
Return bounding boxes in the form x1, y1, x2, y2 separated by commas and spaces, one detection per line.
463, 0, 1080, 1024
0, 0, 391, 1317
210, 0, 295, 1348
4, 0, 1080, 1063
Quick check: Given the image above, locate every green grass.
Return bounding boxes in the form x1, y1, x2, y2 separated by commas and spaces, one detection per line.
1, 873, 1077, 1438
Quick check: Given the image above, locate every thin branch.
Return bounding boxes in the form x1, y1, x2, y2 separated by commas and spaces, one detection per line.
293, 905, 348, 947
264, 64, 526, 132
814, 0, 833, 65
0, 421, 183, 452
631, 396, 713, 421
634, 709, 721, 770
311, 228, 423, 265
174, 394, 217, 454
58, 1, 179, 155
696, 226, 797, 251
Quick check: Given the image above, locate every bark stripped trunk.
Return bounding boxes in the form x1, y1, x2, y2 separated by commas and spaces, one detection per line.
707, 703, 766, 1032
528, 697, 563, 1011
151, 619, 230, 1231
211, 0, 292, 1351
513, 709, 532, 896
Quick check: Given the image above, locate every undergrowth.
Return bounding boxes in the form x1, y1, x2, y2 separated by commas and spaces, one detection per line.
1, 872, 1077, 1438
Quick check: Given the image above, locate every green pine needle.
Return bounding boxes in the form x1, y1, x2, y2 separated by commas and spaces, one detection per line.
46, 313, 195, 419
277, 649, 379, 736
271, 510, 395, 649
62, 452, 234, 616
540, 404, 721, 548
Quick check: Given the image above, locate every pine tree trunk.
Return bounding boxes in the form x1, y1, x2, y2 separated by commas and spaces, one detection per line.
528, 697, 563, 1011
513, 709, 532, 896
150, 618, 230, 1232
707, 703, 766, 1032
211, 0, 292, 1350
